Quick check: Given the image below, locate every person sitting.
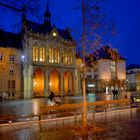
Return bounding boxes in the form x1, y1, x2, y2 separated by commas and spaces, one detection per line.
47, 91, 56, 106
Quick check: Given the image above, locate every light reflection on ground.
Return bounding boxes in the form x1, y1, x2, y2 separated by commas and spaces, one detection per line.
0, 109, 140, 140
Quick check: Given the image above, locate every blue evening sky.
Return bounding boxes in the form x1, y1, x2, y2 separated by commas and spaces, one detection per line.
0, 0, 140, 65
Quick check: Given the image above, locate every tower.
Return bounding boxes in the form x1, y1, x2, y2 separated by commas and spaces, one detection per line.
44, 1, 51, 27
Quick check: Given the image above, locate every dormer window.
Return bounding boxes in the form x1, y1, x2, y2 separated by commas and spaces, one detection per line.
52, 32, 57, 37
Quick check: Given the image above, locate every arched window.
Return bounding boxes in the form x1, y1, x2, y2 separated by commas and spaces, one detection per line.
54, 49, 60, 63
40, 47, 45, 62
49, 47, 54, 63
33, 45, 38, 61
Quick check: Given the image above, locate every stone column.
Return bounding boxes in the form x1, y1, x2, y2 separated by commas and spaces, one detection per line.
72, 70, 76, 96
60, 69, 64, 96
44, 67, 49, 97
23, 64, 33, 99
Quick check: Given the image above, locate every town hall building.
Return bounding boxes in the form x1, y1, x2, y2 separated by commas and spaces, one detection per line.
0, 5, 82, 99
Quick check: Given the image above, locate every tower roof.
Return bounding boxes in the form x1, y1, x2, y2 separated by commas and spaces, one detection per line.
44, 2, 51, 18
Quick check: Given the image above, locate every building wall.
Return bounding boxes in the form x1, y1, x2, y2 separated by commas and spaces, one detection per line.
117, 60, 126, 80
126, 68, 140, 91
88, 59, 126, 93
0, 47, 22, 99
98, 59, 111, 80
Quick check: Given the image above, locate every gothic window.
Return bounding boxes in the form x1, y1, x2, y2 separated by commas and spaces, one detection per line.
46, 49, 49, 61
68, 53, 73, 65
9, 55, 14, 62
49, 47, 54, 63
61, 52, 64, 63
33, 46, 38, 61
40, 47, 45, 62
54, 49, 59, 63
64, 52, 68, 64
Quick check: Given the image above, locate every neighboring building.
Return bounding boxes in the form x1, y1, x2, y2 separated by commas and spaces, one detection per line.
86, 46, 126, 93
85, 63, 95, 93
126, 64, 140, 91
0, 5, 82, 99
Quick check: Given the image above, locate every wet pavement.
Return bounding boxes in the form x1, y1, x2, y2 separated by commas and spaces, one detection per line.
0, 92, 140, 139
0, 92, 132, 118
0, 108, 140, 140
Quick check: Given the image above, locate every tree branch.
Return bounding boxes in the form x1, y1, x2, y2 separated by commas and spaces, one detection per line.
0, 1, 23, 12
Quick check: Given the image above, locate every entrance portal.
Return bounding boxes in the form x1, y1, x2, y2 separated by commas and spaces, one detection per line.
64, 72, 73, 95
50, 69, 59, 95
33, 68, 44, 97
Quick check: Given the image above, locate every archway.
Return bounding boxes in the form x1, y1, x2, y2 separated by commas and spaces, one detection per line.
50, 69, 59, 95
64, 72, 73, 95
33, 68, 44, 97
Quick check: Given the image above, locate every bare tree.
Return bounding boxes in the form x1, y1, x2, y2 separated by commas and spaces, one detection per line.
0, 0, 40, 31
77, 0, 118, 128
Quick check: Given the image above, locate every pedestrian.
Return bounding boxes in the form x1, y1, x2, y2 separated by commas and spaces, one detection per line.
115, 89, 119, 99
112, 89, 116, 99
125, 94, 127, 99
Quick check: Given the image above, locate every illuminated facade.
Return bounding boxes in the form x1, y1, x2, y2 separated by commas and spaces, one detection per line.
0, 32, 22, 99
126, 64, 140, 91
86, 46, 126, 93
0, 6, 82, 99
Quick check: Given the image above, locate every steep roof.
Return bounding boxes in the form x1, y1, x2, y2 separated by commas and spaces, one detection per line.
0, 30, 22, 50
25, 20, 73, 41
86, 46, 125, 62
126, 64, 140, 70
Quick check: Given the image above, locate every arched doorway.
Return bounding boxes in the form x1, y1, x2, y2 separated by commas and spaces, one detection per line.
64, 72, 73, 95
50, 69, 59, 95
33, 68, 44, 97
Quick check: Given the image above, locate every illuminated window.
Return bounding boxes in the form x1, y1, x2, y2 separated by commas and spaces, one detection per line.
49, 48, 54, 63
64, 52, 68, 64
61, 52, 64, 63
46, 49, 49, 61
33, 47, 38, 61
111, 61, 116, 79
0, 54, 3, 61
68, 53, 73, 65
9, 55, 14, 62
40, 48, 45, 62
54, 49, 59, 63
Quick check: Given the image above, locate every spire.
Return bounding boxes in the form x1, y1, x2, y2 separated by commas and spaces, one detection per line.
44, 0, 51, 26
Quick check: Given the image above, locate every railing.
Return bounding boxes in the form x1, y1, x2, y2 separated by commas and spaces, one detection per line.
0, 99, 131, 126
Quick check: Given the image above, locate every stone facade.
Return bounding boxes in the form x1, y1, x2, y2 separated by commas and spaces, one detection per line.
0, 6, 82, 99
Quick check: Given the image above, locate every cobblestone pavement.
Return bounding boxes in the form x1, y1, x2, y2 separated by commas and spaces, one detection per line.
0, 109, 140, 140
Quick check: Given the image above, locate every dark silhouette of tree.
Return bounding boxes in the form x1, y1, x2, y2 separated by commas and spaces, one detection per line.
0, 0, 40, 31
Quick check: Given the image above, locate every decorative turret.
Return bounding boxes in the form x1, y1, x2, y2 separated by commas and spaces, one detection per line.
44, 1, 51, 27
